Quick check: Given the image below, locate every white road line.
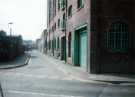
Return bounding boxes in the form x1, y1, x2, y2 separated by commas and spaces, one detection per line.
8, 90, 83, 97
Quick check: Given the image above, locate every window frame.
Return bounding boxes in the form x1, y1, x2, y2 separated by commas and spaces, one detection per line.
68, 5, 72, 18
58, 0, 60, 11
77, 0, 84, 9
105, 21, 129, 53
58, 19, 60, 28
60, 0, 66, 10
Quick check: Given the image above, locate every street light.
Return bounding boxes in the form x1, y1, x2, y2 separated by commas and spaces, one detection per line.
8, 22, 13, 36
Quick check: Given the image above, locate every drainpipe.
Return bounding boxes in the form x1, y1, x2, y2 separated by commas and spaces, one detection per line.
64, 0, 67, 63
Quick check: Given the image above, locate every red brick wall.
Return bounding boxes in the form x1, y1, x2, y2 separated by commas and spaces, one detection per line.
66, 0, 91, 65
91, 0, 135, 74
48, 0, 66, 57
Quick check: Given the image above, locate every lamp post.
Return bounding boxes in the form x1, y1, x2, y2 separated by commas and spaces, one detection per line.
8, 22, 13, 36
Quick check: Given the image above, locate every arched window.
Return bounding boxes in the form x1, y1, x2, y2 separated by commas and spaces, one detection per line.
61, 13, 66, 29
68, 5, 72, 18
58, 19, 60, 28
106, 22, 129, 52
58, 0, 60, 10
77, 0, 84, 8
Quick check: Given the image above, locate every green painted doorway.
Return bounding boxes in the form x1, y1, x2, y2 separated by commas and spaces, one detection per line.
79, 30, 87, 69
74, 26, 87, 70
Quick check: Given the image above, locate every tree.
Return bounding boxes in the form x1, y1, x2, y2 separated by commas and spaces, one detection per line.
0, 30, 6, 37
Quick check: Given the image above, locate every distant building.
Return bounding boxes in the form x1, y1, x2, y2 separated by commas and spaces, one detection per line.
23, 40, 34, 51
36, 39, 42, 52
40, 29, 48, 53
46, 0, 135, 74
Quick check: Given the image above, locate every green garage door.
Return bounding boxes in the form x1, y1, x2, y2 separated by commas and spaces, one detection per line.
79, 30, 87, 69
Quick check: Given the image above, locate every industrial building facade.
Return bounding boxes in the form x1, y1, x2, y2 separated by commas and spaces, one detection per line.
46, 0, 135, 74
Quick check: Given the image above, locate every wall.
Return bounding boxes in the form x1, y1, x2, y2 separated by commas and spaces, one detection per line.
67, 0, 91, 72
91, 0, 135, 74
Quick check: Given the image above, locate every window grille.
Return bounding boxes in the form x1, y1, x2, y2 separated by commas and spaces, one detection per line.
106, 22, 129, 52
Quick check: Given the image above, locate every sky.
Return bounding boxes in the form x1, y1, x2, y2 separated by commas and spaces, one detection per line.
0, 0, 47, 41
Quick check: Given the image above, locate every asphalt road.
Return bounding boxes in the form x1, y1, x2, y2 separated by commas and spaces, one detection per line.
0, 50, 135, 97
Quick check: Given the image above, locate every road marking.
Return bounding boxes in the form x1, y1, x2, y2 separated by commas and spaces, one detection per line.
8, 90, 83, 97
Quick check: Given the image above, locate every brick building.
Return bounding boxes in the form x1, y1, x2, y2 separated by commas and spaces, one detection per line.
91, 0, 135, 74
47, 0, 135, 74
66, 0, 90, 72
41, 29, 48, 53
47, 0, 66, 58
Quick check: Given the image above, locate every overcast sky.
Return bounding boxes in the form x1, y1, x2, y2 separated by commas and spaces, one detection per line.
0, 0, 47, 41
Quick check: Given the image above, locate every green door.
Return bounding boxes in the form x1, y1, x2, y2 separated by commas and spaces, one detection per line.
80, 30, 87, 69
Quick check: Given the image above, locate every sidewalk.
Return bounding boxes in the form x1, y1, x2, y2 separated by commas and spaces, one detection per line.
41, 52, 135, 85
0, 53, 30, 69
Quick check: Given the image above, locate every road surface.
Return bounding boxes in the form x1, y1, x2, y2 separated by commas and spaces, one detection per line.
0, 50, 135, 97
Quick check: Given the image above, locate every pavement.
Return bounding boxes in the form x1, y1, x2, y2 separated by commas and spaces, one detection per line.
0, 50, 135, 97
40, 51, 135, 85
0, 53, 30, 69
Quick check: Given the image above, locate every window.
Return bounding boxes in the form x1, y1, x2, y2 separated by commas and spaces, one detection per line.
68, 5, 72, 18
61, 13, 66, 30
106, 22, 129, 52
58, 0, 60, 11
53, 0, 56, 16
54, 23, 56, 31
77, 0, 84, 8
61, 0, 66, 10
49, 0, 52, 23
58, 19, 60, 28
